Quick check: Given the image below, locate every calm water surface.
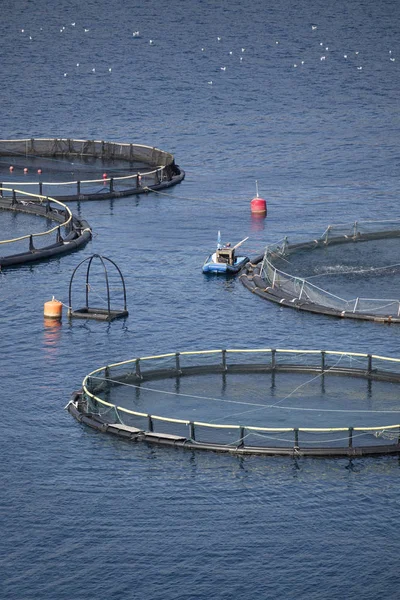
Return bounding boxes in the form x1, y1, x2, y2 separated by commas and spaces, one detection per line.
1, 0, 400, 598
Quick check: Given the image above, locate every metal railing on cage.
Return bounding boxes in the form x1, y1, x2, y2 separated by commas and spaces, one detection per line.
0, 187, 73, 253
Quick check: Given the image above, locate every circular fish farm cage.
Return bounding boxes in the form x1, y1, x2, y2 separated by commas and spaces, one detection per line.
0, 187, 91, 268
67, 348, 400, 457
0, 138, 185, 201
241, 220, 400, 323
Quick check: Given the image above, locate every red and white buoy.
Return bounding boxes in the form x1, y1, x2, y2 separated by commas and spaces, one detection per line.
250, 180, 267, 216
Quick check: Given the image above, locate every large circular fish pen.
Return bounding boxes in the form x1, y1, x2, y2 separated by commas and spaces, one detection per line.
67, 348, 400, 457
241, 220, 400, 323
0, 138, 184, 201
0, 187, 91, 268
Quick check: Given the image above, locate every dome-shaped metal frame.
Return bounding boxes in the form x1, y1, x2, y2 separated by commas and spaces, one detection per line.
68, 254, 128, 321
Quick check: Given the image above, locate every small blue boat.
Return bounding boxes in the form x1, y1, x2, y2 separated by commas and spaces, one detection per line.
202, 232, 249, 274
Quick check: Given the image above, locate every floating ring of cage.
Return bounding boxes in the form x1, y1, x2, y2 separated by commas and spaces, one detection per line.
241, 220, 400, 323
68, 254, 128, 321
0, 187, 91, 268
0, 137, 185, 201
67, 348, 400, 457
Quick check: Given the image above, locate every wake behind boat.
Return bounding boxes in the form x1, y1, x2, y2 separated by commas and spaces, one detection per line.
202, 232, 249, 274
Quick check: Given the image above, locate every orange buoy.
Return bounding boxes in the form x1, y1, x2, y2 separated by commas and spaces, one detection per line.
38, 168, 42, 174
24, 167, 28, 174
9, 165, 14, 172
250, 180, 267, 216
44, 297, 63, 320
102, 172, 107, 179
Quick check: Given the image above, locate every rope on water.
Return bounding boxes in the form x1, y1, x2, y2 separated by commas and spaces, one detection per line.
88, 374, 400, 415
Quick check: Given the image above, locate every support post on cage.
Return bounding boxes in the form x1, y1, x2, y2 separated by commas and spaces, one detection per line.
271, 268, 277, 288
238, 426, 245, 448
271, 349, 276, 370
397, 302, 400, 318
148, 415, 153, 432
135, 358, 142, 379
299, 279, 305, 300
45, 197, 51, 214
348, 427, 353, 448
175, 352, 182, 375
12, 189, 16, 206
0, 184, 2, 198
353, 221, 358, 238
77, 181, 81, 196
39, 182, 43, 196
189, 421, 195, 441
109, 178, 114, 193
321, 351, 326, 373
222, 349, 227, 372
367, 354, 372, 374
353, 298, 359, 313
294, 428, 299, 448
324, 226, 331, 244
56, 226, 63, 244
29, 235, 35, 251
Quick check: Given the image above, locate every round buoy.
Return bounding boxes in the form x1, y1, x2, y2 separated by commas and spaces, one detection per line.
250, 180, 267, 216
38, 168, 42, 174
102, 172, 107, 179
250, 196, 267, 215
44, 297, 63, 320
9, 165, 14, 172
23, 167, 28, 174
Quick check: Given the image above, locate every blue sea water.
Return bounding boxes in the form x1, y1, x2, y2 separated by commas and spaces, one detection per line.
1, 0, 400, 598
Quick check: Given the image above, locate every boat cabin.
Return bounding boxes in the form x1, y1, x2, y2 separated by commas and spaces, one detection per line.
216, 247, 235, 265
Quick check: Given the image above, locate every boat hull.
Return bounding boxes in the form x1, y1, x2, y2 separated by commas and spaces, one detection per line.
202, 255, 249, 274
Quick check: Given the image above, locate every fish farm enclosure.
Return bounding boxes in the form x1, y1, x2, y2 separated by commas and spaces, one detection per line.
241, 220, 400, 323
0, 138, 184, 201
68, 349, 400, 457
0, 189, 91, 267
